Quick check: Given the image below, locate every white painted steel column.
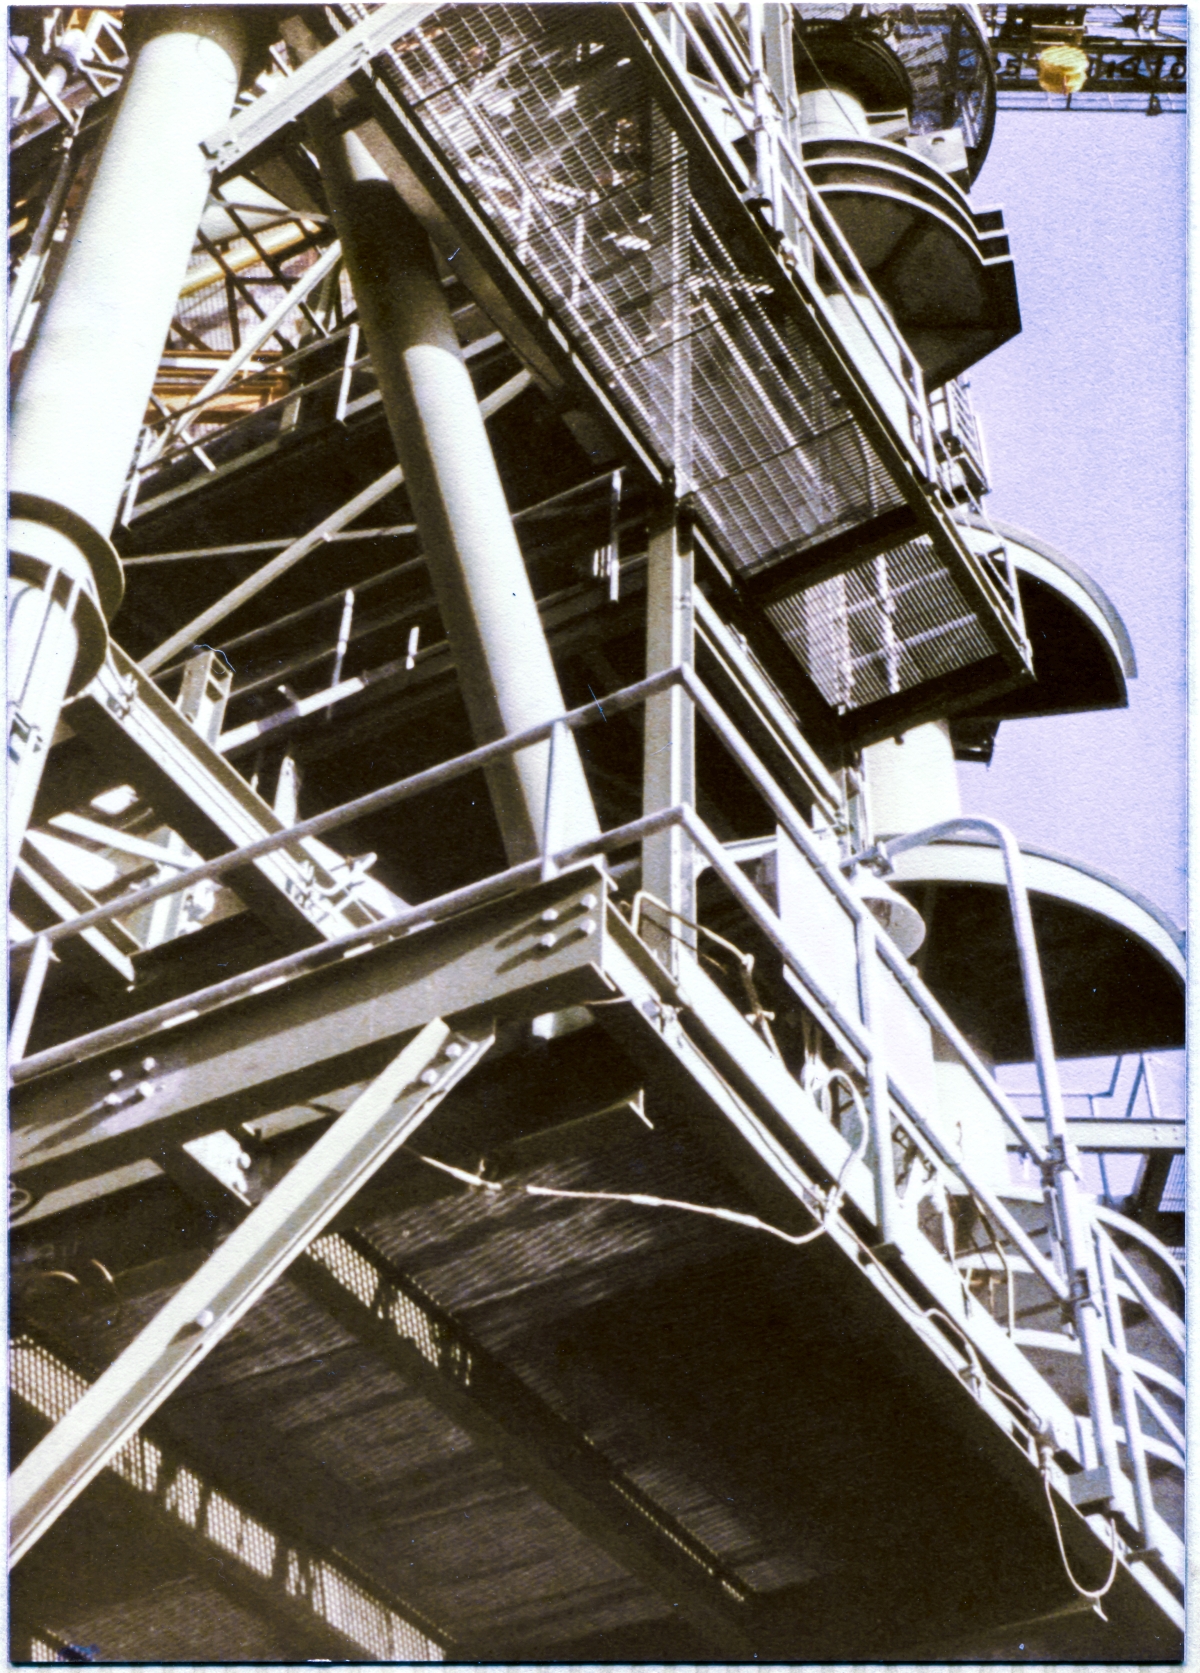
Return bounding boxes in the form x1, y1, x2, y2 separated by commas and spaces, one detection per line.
7, 9, 250, 880
310, 123, 599, 866
641, 514, 695, 972
862, 719, 961, 839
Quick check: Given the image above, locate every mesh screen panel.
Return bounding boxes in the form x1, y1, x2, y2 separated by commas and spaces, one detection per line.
379, 6, 909, 576
765, 536, 994, 711
9, 1335, 445, 1662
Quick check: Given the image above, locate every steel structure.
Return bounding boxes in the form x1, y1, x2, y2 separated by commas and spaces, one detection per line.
985, 5, 1186, 113
7, 4, 1184, 1661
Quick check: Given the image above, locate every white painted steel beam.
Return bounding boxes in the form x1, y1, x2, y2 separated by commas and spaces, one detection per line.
9, 866, 611, 1197
309, 118, 599, 866
1014, 1120, 1185, 1153
641, 515, 696, 972
67, 643, 381, 946
200, 5, 442, 175
9, 1018, 493, 1567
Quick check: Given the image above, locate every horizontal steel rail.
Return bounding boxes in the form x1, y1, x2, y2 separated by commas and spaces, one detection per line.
9, 802, 680, 1084
13, 658, 1182, 1568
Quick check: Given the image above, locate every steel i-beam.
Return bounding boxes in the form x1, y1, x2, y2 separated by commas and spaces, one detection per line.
7, 10, 252, 877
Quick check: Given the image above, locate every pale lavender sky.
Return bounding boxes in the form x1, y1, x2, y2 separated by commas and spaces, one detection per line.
957, 109, 1186, 928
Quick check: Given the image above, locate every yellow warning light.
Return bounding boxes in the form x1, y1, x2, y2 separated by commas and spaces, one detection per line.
1036, 44, 1089, 96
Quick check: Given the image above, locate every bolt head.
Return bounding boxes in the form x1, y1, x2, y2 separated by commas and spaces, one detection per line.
419, 1068, 440, 1086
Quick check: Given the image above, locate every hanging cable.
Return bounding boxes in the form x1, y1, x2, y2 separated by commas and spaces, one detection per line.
1039, 1450, 1120, 1621
409, 1070, 869, 1247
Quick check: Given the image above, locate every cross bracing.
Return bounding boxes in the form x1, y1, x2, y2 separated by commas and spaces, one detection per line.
6, 3, 1184, 1661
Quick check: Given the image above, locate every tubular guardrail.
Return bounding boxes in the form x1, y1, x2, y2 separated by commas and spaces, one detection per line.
9, 661, 1181, 1568
643, 1, 937, 480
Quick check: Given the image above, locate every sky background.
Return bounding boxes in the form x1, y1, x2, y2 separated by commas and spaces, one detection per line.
955, 109, 1186, 928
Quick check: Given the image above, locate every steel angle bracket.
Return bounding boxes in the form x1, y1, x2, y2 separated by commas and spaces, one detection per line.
9, 1017, 492, 1569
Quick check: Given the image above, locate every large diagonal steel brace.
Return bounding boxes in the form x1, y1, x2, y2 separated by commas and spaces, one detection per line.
9, 1017, 493, 1567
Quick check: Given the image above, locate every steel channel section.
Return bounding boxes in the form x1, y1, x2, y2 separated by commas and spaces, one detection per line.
9, 1019, 493, 1566
7, 10, 250, 871
1017, 1121, 1185, 1154
200, 4, 444, 175
10, 1350, 447, 1660
9, 866, 613, 1197
299, 1250, 756, 1655
309, 117, 598, 867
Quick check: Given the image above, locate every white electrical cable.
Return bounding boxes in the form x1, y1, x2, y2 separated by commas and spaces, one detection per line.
1040, 1462, 1120, 1621
409, 1064, 870, 1248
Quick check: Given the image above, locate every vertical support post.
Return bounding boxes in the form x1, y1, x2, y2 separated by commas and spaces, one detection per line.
541, 719, 566, 881
762, 4, 797, 128
143, 648, 232, 947
650, 14, 692, 494
762, 2, 800, 249
855, 911, 899, 1253
641, 514, 695, 973
1096, 1231, 1157, 1550
7, 9, 251, 876
307, 117, 598, 867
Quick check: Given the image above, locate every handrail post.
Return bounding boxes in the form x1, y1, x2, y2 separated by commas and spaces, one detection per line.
1096, 1230, 1159, 1550
879, 816, 1123, 1491
855, 911, 899, 1254
641, 512, 696, 973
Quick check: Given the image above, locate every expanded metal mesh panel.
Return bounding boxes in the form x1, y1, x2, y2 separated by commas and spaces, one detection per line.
9, 1333, 445, 1662
380, 5, 909, 574
765, 536, 994, 711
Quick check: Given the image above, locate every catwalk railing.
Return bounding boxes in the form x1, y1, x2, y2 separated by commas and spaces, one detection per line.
9, 663, 1183, 1590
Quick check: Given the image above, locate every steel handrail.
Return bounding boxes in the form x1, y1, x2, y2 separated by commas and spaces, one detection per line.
647, 0, 933, 473
9, 802, 683, 1085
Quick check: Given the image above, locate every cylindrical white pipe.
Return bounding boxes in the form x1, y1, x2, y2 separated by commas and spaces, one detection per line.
10, 10, 248, 532
311, 122, 599, 865
862, 719, 961, 839
7, 9, 249, 879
